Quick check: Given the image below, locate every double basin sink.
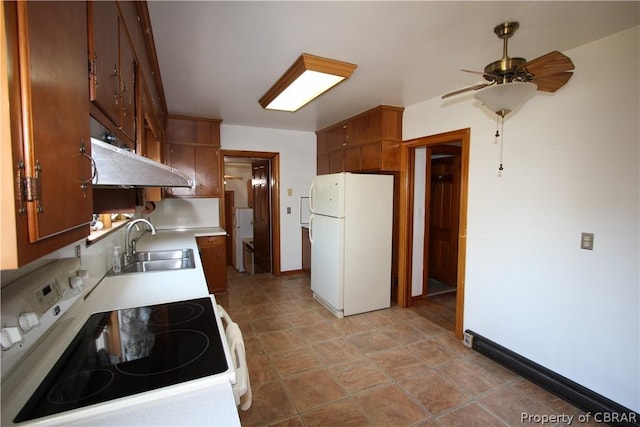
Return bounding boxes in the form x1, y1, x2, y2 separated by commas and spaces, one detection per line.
113, 248, 195, 275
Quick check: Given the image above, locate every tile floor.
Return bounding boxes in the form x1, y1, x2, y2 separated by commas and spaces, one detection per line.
216, 269, 594, 427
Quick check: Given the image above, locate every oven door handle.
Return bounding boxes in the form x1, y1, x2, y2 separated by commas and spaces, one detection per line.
226, 322, 252, 410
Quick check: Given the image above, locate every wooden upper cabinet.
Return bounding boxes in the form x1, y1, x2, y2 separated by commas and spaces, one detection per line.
3, 1, 92, 267
88, 1, 137, 144
166, 116, 221, 146
316, 105, 404, 174
88, 1, 120, 126
165, 116, 222, 198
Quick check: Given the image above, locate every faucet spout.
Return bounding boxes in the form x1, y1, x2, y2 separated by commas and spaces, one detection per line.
124, 218, 157, 264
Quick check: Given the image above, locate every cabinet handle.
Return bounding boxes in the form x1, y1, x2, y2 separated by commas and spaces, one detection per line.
80, 139, 96, 197
112, 64, 120, 105
89, 55, 98, 88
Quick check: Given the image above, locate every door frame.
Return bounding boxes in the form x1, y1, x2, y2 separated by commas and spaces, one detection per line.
221, 150, 281, 276
397, 128, 470, 339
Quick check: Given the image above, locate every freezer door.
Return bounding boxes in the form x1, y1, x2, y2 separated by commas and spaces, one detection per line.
309, 173, 346, 218
310, 214, 344, 311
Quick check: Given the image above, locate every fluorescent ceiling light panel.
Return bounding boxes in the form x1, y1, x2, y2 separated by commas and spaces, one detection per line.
259, 53, 357, 112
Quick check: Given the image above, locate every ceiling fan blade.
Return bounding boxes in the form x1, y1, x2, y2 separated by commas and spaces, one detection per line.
442, 82, 491, 99
531, 71, 574, 93
461, 69, 502, 80
519, 51, 575, 78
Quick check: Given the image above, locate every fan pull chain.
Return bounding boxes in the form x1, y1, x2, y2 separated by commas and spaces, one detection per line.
494, 115, 500, 144
497, 115, 504, 177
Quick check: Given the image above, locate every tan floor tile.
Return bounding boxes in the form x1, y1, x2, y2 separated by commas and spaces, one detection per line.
407, 338, 460, 368
352, 384, 430, 425
437, 402, 508, 426
239, 380, 297, 427
258, 329, 307, 354
380, 322, 431, 345
296, 321, 345, 344
436, 358, 505, 396
478, 383, 558, 425
345, 330, 398, 354
251, 316, 292, 334
271, 347, 324, 377
330, 359, 391, 393
247, 352, 280, 385
400, 371, 470, 415
310, 337, 364, 366
284, 308, 327, 327
265, 416, 305, 427
283, 368, 347, 412
369, 347, 431, 380
302, 399, 371, 427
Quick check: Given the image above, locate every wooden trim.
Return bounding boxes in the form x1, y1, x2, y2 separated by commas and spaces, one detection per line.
398, 128, 470, 339
221, 149, 281, 276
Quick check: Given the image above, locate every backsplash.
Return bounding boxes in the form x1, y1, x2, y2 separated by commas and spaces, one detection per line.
148, 198, 219, 230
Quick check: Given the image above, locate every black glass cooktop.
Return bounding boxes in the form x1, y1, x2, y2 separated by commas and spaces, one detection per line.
15, 297, 228, 423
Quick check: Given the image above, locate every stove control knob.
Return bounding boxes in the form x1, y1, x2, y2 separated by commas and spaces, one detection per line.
18, 312, 40, 333
0, 326, 23, 350
69, 276, 84, 291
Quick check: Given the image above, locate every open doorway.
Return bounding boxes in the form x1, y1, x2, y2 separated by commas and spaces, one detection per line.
398, 128, 470, 339
222, 150, 281, 276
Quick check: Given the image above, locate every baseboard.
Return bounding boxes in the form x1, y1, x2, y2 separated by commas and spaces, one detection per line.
465, 330, 639, 427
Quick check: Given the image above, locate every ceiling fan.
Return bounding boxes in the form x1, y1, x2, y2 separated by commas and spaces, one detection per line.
442, 22, 575, 101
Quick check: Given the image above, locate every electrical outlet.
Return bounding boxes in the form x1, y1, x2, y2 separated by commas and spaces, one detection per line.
286, 207, 291, 214
463, 332, 473, 348
75, 245, 81, 258
580, 232, 594, 250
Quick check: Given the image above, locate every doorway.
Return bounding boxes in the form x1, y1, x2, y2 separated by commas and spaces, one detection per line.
222, 150, 281, 275
398, 128, 470, 339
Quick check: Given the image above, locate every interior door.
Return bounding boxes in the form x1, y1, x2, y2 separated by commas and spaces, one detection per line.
224, 191, 234, 266
426, 148, 461, 288
252, 160, 271, 273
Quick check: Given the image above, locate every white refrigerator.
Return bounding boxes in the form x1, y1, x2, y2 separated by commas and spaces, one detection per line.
233, 208, 253, 272
309, 172, 393, 317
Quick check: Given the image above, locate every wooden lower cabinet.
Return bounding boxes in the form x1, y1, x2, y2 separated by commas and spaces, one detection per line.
196, 235, 227, 294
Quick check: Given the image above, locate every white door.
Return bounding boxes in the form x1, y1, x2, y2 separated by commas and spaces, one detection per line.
310, 173, 346, 218
310, 214, 344, 311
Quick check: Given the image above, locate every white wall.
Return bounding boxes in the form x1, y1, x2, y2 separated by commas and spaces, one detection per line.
404, 27, 639, 412
220, 124, 317, 272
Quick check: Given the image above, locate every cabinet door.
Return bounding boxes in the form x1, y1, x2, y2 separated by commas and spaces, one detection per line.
344, 146, 362, 171
361, 142, 382, 170
17, 1, 92, 242
119, 25, 136, 140
195, 146, 220, 196
329, 150, 344, 173
165, 143, 196, 197
197, 236, 227, 294
165, 144, 220, 198
88, 1, 120, 126
317, 153, 330, 175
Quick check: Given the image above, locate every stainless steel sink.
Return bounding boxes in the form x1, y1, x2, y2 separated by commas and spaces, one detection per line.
112, 249, 195, 275
134, 248, 194, 262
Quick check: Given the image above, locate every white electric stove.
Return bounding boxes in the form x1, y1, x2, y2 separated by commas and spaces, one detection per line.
1, 258, 242, 426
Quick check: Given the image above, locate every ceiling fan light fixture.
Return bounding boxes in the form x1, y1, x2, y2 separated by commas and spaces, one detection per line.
259, 53, 357, 112
474, 81, 537, 117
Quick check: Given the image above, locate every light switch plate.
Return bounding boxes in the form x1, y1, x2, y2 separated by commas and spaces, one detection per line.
581, 232, 594, 250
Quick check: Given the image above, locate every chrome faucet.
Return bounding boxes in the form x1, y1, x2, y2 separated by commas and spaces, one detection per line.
124, 218, 157, 264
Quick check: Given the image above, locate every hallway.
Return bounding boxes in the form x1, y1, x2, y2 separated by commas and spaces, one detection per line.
216, 269, 591, 426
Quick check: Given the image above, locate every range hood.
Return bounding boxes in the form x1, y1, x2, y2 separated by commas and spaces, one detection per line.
91, 138, 193, 188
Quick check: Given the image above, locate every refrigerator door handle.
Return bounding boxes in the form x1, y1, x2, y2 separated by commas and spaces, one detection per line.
308, 214, 314, 244
309, 182, 315, 213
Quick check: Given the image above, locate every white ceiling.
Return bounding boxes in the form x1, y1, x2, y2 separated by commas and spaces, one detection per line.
147, 1, 639, 132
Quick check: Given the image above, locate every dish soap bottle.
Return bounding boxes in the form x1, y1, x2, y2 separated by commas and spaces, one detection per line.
112, 246, 122, 274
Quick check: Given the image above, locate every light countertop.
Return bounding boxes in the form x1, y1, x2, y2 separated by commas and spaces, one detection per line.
86, 227, 227, 313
